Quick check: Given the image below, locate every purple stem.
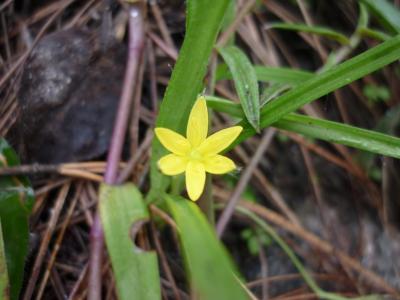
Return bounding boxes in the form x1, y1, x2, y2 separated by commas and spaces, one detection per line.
88, 4, 145, 300
104, 5, 145, 184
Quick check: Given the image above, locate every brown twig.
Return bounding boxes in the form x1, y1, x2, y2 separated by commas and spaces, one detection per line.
216, 129, 276, 237
231, 199, 398, 295
216, 0, 257, 48
116, 130, 153, 184
36, 182, 83, 299
23, 182, 71, 300
150, 222, 181, 300
257, 235, 269, 300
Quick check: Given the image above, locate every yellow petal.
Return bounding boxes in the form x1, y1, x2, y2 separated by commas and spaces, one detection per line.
197, 126, 243, 155
158, 154, 187, 175
185, 161, 206, 201
155, 128, 191, 155
186, 96, 208, 147
204, 155, 236, 174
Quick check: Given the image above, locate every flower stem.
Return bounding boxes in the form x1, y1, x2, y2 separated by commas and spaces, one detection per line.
198, 175, 214, 225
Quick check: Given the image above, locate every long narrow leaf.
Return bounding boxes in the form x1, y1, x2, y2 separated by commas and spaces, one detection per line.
217, 64, 314, 85
267, 22, 350, 45
149, 0, 230, 200
361, 0, 400, 34
205, 97, 400, 159
0, 139, 34, 300
100, 184, 160, 300
166, 195, 248, 300
0, 221, 9, 300
275, 114, 400, 159
237, 35, 400, 143
218, 46, 260, 130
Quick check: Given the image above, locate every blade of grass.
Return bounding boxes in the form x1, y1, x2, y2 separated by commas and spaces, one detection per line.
205, 97, 400, 159
358, 27, 392, 41
274, 114, 400, 159
236, 35, 400, 144
165, 195, 248, 300
361, 0, 400, 34
0, 139, 34, 300
216, 64, 314, 85
149, 0, 230, 201
260, 83, 290, 106
0, 221, 9, 300
99, 184, 160, 300
218, 46, 260, 130
267, 22, 350, 45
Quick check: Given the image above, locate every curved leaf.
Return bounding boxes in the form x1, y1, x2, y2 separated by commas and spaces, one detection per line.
0, 221, 9, 300
275, 114, 400, 158
267, 22, 350, 45
100, 184, 160, 300
236, 35, 400, 144
0, 139, 34, 300
206, 97, 400, 159
218, 46, 260, 130
166, 195, 249, 300
361, 0, 400, 34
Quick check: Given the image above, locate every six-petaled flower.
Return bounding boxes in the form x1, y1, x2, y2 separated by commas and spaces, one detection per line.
155, 96, 242, 201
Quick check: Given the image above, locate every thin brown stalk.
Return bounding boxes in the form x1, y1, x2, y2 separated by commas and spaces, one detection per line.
216, 129, 276, 237
147, 31, 178, 60
216, 0, 257, 47
232, 199, 398, 295
258, 237, 269, 300
147, 40, 159, 110
23, 182, 71, 300
129, 47, 146, 155
117, 130, 153, 184
150, 222, 181, 300
150, 1, 176, 51
36, 183, 83, 299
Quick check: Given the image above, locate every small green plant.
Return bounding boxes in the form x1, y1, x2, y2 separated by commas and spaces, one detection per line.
2, 0, 400, 299
363, 84, 391, 103
240, 228, 272, 256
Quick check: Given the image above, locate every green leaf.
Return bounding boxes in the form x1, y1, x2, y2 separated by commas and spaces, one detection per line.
267, 22, 350, 45
274, 114, 400, 159
363, 84, 391, 103
205, 96, 244, 118
206, 97, 400, 159
0, 221, 10, 300
166, 195, 248, 300
216, 64, 314, 85
237, 35, 400, 144
254, 66, 314, 84
0, 139, 34, 300
358, 27, 392, 41
218, 46, 260, 130
149, 0, 230, 201
260, 83, 290, 106
99, 184, 160, 300
361, 0, 400, 34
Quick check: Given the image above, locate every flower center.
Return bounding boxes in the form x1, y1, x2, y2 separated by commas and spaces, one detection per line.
189, 149, 202, 161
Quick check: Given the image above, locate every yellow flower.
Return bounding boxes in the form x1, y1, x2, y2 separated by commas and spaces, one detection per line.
155, 96, 242, 201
